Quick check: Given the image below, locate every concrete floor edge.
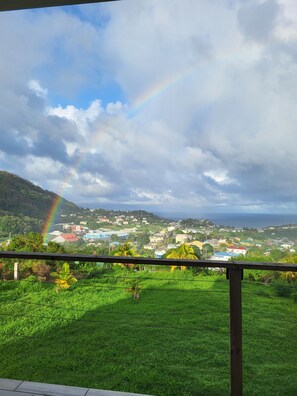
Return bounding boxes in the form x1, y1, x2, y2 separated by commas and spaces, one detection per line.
0, 378, 153, 396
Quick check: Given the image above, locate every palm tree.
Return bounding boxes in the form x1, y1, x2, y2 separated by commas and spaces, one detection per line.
165, 244, 198, 271
280, 254, 297, 282
114, 242, 137, 268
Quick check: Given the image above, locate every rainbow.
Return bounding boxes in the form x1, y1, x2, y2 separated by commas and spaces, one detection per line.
42, 63, 199, 242
42, 156, 81, 242
129, 64, 196, 116
42, 194, 63, 241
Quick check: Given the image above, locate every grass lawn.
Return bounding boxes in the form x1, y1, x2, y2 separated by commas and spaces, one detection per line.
0, 269, 296, 395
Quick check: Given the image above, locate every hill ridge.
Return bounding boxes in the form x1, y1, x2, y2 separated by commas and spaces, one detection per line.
0, 171, 81, 221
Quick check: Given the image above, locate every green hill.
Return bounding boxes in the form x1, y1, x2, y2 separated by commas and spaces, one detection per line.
0, 171, 81, 235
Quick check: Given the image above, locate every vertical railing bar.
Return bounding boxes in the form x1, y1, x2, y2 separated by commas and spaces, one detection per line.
227, 268, 243, 396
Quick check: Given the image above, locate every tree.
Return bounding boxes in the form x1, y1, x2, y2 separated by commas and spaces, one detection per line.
190, 245, 201, 259
114, 242, 137, 269
280, 254, 297, 282
7, 232, 44, 252
6, 233, 45, 276
202, 243, 214, 259
110, 234, 119, 242
165, 244, 198, 271
46, 241, 66, 254
136, 232, 150, 249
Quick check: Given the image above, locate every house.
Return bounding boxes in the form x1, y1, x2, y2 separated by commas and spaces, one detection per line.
143, 243, 155, 250
210, 251, 240, 261
176, 234, 191, 244
70, 225, 83, 232
149, 234, 165, 243
51, 233, 79, 243
187, 240, 204, 249
49, 230, 62, 236
84, 231, 129, 241
155, 250, 166, 258
167, 243, 177, 250
226, 246, 247, 256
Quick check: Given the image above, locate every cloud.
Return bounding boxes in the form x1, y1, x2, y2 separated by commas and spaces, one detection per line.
237, 0, 280, 43
1, 0, 297, 214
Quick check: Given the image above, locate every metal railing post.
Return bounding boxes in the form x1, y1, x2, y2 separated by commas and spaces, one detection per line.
227, 268, 243, 396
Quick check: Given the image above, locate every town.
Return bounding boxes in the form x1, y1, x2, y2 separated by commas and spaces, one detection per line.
45, 208, 297, 262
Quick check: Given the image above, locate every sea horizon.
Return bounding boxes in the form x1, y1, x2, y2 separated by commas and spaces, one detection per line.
84, 202, 297, 229
154, 211, 297, 229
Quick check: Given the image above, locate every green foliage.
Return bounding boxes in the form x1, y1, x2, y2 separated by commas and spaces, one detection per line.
190, 245, 201, 259
114, 242, 137, 256
269, 249, 287, 261
166, 244, 198, 271
136, 232, 150, 248
114, 242, 138, 269
244, 270, 277, 284
0, 171, 81, 222
0, 214, 43, 235
15, 275, 43, 293
31, 262, 51, 281
273, 280, 294, 298
125, 278, 141, 300
179, 218, 214, 227
50, 263, 77, 291
46, 241, 66, 254
7, 233, 44, 252
0, 261, 13, 280
193, 232, 207, 242
201, 243, 214, 258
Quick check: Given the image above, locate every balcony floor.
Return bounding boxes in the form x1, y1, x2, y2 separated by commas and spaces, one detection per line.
0, 379, 151, 396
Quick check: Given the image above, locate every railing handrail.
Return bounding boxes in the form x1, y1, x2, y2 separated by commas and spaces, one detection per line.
0, 250, 297, 271
0, 0, 120, 13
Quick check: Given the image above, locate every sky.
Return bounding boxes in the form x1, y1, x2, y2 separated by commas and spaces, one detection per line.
1, 0, 297, 215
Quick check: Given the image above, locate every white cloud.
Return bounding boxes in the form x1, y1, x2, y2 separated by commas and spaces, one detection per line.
28, 80, 48, 99
1, 0, 297, 213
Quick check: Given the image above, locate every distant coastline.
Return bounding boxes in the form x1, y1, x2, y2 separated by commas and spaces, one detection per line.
155, 212, 297, 229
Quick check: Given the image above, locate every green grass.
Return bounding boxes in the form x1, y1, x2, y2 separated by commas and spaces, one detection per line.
0, 270, 296, 395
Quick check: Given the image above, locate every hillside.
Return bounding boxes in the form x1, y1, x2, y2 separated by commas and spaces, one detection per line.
0, 171, 81, 221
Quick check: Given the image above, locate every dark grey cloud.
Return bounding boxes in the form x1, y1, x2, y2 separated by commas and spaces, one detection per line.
237, 0, 280, 42
190, 35, 214, 61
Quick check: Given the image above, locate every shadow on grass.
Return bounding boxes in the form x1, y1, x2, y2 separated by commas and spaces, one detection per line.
0, 273, 231, 396
241, 281, 297, 396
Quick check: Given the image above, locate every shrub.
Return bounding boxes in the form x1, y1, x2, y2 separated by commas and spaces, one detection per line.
273, 281, 293, 298
0, 261, 13, 280
50, 263, 77, 291
125, 279, 141, 300
31, 262, 51, 282
17, 276, 42, 293
280, 271, 296, 283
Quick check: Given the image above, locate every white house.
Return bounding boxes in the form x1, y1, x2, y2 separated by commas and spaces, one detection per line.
226, 246, 247, 256
210, 251, 240, 261
176, 234, 191, 244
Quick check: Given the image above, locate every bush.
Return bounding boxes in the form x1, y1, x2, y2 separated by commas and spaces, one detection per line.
31, 262, 51, 282
0, 261, 13, 280
273, 281, 293, 298
17, 276, 42, 293
50, 263, 77, 291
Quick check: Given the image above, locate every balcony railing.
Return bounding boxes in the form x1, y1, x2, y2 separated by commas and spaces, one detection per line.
1, 250, 297, 396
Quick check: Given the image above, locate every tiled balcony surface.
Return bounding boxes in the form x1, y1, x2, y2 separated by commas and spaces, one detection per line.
0, 379, 151, 396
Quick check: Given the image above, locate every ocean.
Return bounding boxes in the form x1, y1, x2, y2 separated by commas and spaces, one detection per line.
157, 212, 297, 229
